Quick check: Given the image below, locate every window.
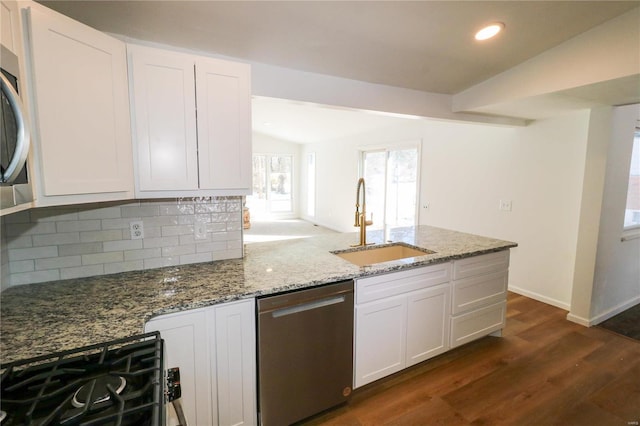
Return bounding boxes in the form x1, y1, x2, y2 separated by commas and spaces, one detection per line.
624, 130, 640, 229
248, 154, 293, 219
361, 145, 419, 230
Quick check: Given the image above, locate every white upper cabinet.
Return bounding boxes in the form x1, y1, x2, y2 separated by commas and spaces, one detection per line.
195, 58, 251, 192
23, 4, 134, 206
128, 44, 252, 198
2, 1, 22, 55
128, 46, 199, 191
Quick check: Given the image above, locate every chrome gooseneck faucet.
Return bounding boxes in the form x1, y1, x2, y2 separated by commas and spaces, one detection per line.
353, 178, 373, 247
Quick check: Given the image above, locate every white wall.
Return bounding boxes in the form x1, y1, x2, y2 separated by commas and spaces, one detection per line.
566, 107, 613, 324
590, 104, 640, 323
301, 112, 592, 310
421, 114, 590, 309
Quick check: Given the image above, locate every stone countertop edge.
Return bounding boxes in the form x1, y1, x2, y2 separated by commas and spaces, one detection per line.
0, 225, 517, 364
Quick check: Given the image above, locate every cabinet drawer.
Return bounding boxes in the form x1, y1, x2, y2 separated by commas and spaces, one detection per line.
450, 301, 506, 348
451, 270, 508, 315
355, 262, 451, 304
453, 250, 509, 280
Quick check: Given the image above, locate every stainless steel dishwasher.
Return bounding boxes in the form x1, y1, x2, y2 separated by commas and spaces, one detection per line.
257, 280, 354, 426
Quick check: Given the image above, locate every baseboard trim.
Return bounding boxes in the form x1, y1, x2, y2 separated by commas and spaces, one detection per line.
566, 313, 591, 327
508, 285, 570, 311
590, 295, 640, 325
299, 217, 344, 233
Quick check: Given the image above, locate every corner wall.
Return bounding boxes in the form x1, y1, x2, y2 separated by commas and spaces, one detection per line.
590, 104, 640, 323
420, 113, 590, 309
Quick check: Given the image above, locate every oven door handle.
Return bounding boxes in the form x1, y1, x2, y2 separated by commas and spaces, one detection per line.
0, 72, 30, 184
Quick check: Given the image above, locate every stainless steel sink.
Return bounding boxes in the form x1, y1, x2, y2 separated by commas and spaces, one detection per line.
332, 243, 435, 267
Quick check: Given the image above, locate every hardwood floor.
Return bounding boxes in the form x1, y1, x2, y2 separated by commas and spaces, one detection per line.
301, 292, 640, 426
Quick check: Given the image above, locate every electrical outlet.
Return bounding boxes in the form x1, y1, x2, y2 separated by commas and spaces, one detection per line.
130, 220, 144, 239
499, 200, 512, 212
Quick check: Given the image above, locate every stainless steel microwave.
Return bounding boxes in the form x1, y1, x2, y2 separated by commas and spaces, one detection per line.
1, 42, 33, 212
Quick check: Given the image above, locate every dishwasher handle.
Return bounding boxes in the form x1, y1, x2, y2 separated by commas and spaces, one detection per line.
271, 295, 346, 318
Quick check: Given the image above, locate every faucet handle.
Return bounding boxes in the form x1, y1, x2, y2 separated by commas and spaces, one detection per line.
365, 212, 373, 226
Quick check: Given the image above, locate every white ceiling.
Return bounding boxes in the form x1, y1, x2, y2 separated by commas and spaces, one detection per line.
39, 1, 637, 94
38, 1, 639, 142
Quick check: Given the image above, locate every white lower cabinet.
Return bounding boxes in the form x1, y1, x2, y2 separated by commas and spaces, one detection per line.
354, 294, 407, 387
354, 263, 451, 388
354, 250, 511, 388
144, 299, 256, 426
450, 300, 507, 348
450, 251, 509, 348
208, 301, 257, 426
406, 284, 451, 366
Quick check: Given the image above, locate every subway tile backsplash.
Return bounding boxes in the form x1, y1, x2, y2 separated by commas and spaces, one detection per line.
0, 197, 243, 290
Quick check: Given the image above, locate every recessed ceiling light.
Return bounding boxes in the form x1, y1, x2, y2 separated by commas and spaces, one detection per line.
475, 23, 504, 41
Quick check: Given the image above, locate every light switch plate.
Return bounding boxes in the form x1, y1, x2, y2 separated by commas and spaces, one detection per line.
499, 200, 512, 211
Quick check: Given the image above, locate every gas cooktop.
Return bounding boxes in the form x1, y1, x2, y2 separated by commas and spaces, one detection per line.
0, 332, 164, 426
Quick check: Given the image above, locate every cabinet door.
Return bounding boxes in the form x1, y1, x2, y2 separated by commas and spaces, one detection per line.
128, 45, 199, 192
406, 284, 450, 367
195, 57, 251, 194
25, 6, 133, 198
354, 295, 407, 388
144, 309, 213, 426
209, 299, 257, 426
1, 1, 21, 56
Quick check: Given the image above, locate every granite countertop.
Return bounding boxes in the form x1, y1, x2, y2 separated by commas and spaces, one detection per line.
0, 225, 516, 364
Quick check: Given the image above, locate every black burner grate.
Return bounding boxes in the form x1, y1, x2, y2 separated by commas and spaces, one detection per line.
0, 332, 164, 426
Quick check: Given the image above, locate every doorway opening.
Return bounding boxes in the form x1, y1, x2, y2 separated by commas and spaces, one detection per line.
247, 154, 293, 220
